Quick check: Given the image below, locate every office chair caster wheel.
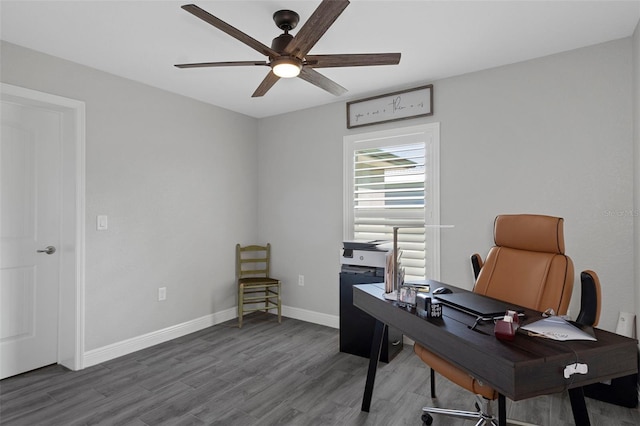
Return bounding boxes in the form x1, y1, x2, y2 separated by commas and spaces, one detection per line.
421, 413, 433, 425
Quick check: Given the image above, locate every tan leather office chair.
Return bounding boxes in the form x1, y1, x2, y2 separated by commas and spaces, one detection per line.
415, 214, 574, 425
236, 243, 282, 328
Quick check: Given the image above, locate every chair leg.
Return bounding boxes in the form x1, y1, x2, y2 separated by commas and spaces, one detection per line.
430, 368, 436, 397
263, 288, 268, 313
238, 284, 244, 328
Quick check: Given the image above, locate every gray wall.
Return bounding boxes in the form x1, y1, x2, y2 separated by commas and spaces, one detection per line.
634, 21, 640, 337
259, 38, 635, 332
1, 41, 259, 351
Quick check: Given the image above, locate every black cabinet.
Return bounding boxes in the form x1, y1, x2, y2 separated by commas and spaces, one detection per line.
339, 272, 402, 362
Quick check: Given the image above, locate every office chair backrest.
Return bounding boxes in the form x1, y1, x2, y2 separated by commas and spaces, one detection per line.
236, 244, 272, 279
473, 214, 574, 314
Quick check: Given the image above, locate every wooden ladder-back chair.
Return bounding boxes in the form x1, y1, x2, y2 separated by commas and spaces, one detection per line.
236, 243, 281, 328
415, 214, 574, 425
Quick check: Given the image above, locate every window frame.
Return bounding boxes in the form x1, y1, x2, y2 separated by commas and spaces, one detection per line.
343, 123, 441, 280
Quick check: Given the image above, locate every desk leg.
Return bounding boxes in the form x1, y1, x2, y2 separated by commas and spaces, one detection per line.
568, 387, 591, 426
498, 394, 506, 426
361, 320, 386, 412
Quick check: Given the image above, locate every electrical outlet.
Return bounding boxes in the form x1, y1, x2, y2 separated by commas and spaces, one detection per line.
298, 275, 304, 286
158, 287, 167, 301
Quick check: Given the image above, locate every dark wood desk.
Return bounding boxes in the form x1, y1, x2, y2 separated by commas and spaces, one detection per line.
354, 281, 638, 426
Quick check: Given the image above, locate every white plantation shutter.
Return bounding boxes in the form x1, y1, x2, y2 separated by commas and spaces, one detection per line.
344, 124, 440, 281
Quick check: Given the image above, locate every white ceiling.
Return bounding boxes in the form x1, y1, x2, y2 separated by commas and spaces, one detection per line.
2, 1, 639, 119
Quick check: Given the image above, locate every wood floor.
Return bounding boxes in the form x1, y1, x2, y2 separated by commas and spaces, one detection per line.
1, 313, 639, 426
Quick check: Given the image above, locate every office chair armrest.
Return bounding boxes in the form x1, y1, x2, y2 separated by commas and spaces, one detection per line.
575, 270, 601, 327
471, 253, 483, 280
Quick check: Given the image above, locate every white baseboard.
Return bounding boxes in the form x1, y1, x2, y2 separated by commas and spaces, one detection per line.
282, 305, 339, 329
83, 305, 338, 368
83, 307, 237, 368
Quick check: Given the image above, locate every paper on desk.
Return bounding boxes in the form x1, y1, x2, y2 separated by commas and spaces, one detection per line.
520, 316, 597, 341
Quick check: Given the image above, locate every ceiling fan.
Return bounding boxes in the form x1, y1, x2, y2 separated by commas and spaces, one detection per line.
175, 1, 401, 97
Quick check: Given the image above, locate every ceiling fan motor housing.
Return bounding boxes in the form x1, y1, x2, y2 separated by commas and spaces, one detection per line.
272, 10, 299, 54
271, 33, 294, 54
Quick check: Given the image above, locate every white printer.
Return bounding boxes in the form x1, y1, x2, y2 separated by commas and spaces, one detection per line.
340, 240, 391, 270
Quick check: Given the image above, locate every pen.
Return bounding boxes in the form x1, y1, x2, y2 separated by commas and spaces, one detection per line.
487, 312, 525, 321
526, 331, 552, 339
475, 313, 525, 322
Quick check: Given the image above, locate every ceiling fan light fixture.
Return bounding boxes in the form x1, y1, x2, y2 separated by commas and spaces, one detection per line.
271, 58, 302, 78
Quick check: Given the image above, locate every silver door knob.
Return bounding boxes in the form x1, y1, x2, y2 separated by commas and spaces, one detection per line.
37, 246, 56, 255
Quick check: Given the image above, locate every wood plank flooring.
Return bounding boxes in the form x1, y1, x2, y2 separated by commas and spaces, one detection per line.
1, 313, 639, 425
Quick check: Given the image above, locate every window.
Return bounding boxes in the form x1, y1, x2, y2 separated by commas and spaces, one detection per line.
344, 123, 440, 280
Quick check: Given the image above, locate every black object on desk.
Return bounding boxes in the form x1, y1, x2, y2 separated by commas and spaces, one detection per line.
339, 271, 402, 362
353, 281, 638, 426
433, 291, 520, 318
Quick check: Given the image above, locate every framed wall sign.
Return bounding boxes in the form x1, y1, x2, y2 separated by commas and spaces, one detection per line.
346, 84, 433, 129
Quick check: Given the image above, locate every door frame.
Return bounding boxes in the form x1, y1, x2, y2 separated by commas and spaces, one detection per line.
1, 83, 86, 371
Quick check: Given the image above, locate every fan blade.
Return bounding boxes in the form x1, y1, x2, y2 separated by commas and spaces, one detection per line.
252, 71, 281, 97
298, 68, 347, 96
305, 53, 401, 68
182, 4, 279, 58
175, 61, 268, 68
284, 0, 350, 59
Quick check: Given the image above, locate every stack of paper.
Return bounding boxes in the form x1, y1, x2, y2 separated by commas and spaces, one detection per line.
520, 316, 597, 341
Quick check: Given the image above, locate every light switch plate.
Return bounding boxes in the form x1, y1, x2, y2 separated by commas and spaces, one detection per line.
97, 215, 108, 231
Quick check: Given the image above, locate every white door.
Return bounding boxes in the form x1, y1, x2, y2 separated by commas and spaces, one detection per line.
1, 100, 62, 379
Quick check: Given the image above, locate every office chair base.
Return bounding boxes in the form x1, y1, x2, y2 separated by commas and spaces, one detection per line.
421, 408, 498, 426
421, 396, 538, 426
